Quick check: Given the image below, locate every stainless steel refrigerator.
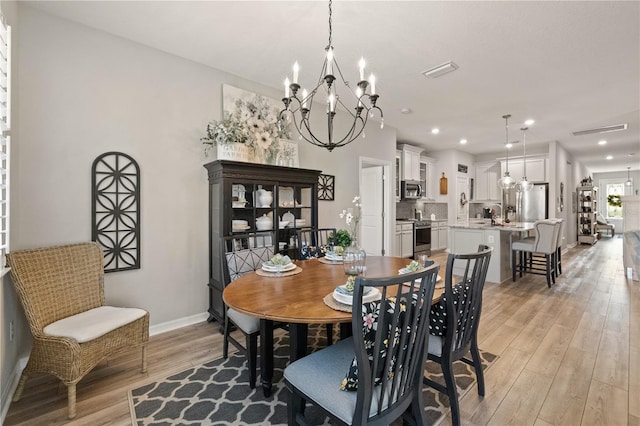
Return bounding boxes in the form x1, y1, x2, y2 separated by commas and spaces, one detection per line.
503, 183, 549, 222
519, 183, 550, 222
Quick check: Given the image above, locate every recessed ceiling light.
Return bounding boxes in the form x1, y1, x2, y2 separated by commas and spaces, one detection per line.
400, 108, 412, 114
506, 143, 513, 148
431, 128, 440, 135
598, 140, 607, 145
459, 139, 467, 144
606, 155, 613, 160
524, 119, 535, 126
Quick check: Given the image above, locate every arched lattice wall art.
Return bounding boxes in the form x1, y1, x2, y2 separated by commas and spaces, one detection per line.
92, 152, 140, 272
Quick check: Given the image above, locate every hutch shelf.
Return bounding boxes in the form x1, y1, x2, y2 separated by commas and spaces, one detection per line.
204, 160, 320, 327
577, 185, 598, 245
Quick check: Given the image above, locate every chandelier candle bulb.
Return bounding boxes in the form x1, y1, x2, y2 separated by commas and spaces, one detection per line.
356, 87, 363, 107
369, 74, 376, 95
293, 62, 299, 84
359, 57, 366, 81
284, 78, 290, 98
302, 89, 308, 109
326, 48, 334, 76
328, 93, 336, 113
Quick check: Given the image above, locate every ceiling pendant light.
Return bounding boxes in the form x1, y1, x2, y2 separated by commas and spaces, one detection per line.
517, 126, 533, 192
498, 114, 516, 190
278, 0, 383, 152
626, 166, 633, 187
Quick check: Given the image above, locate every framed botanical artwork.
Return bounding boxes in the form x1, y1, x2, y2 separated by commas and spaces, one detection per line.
318, 174, 335, 201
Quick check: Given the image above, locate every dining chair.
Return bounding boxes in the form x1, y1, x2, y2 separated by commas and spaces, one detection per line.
296, 227, 339, 344
511, 220, 560, 287
424, 244, 492, 426
296, 227, 336, 260
221, 231, 275, 388
284, 263, 440, 425
7, 242, 149, 419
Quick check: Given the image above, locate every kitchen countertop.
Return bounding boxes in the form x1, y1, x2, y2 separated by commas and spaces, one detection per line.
450, 221, 535, 232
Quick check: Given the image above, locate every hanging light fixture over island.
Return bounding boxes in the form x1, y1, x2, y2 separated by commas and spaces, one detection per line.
278, 0, 383, 152
498, 114, 516, 190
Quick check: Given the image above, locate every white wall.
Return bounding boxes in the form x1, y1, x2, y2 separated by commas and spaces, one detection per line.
425, 149, 475, 224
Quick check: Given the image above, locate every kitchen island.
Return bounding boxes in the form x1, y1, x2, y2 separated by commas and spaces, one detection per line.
449, 220, 535, 283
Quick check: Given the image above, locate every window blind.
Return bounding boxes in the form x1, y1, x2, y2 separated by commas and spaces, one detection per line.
0, 15, 10, 271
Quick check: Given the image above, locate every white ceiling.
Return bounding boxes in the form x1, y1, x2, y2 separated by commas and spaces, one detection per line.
27, 1, 640, 173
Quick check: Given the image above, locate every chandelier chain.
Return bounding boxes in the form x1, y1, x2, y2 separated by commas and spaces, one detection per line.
328, 0, 332, 48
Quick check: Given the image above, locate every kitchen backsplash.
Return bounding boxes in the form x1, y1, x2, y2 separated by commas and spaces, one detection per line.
397, 201, 447, 220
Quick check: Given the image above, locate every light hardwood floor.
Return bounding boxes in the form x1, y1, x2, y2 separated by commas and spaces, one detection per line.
4, 236, 638, 425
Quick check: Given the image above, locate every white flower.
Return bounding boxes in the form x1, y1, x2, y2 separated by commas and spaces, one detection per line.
255, 131, 273, 151
339, 196, 362, 238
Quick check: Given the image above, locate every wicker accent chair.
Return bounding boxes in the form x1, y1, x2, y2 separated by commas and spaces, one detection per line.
6, 242, 149, 419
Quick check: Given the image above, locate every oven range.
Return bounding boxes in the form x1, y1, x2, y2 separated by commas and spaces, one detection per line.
397, 219, 432, 258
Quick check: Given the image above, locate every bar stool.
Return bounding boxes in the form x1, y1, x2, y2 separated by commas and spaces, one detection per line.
552, 218, 565, 278
511, 220, 560, 287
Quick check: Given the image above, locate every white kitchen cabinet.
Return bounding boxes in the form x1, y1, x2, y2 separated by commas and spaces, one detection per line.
474, 161, 500, 201
501, 157, 547, 183
419, 156, 436, 200
430, 221, 449, 251
399, 144, 422, 181
396, 222, 414, 258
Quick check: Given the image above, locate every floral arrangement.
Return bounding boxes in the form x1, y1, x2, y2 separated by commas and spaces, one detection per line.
202, 94, 291, 160
607, 194, 622, 208
339, 196, 362, 242
329, 229, 351, 248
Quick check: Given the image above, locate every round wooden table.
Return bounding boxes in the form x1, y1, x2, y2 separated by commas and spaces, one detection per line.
223, 255, 444, 396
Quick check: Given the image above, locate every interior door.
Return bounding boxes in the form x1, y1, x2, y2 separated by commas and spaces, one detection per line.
361, 166, 384, 255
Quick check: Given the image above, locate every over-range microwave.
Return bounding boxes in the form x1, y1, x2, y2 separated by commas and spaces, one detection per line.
401, 180, 423, 200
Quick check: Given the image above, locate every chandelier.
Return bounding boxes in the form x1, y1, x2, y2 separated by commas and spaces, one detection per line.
498, 114, 516, 190
278, 0, 383, 151
516, 126, 533, 192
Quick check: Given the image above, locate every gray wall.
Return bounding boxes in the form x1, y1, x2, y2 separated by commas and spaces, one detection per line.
0, 2, 396, 410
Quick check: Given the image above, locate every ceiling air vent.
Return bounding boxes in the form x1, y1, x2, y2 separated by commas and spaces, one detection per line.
422, 61, 458, 79
571, 123, 628, 136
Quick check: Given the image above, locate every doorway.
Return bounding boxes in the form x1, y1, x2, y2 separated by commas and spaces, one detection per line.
359, 158, 392, 256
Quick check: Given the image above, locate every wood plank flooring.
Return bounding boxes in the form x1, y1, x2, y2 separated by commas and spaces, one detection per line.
4, 236, 638, 425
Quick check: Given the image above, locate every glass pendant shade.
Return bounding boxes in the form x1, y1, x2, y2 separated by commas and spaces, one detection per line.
626, 167, 633, 186
498, 171, 516, 190
517, 126, 533, 191
498, 114, 515, 190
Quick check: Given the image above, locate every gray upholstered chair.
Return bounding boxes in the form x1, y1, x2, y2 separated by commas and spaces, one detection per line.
511, 220, 560, 287
7, 242, 149, 419
424, 245, 492, 426
221, 231, 275, 389
284, 263, 440, 425
595, 213, 615, 237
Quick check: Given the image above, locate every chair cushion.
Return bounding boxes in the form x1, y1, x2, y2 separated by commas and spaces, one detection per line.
427, 334, 443, 357
512, 237, 535, 252
284, 337, 390, 423
43, 306, 147, 343
227, 308, 260, 334
341, 293, 418, 391
428, 281, 470, 337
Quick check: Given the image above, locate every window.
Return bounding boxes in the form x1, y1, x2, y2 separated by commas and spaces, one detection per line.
605, 182, 623, 219
0, 15, 9, 271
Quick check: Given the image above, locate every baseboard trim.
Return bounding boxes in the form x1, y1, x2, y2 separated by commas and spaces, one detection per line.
1, 312, 209, 424
149, 312, 209, 337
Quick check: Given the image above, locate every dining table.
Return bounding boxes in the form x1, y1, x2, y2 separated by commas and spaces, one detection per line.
223, 254, 445, 397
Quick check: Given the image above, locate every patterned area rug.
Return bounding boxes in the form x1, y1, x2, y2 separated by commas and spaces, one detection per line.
129, 327, 497, 425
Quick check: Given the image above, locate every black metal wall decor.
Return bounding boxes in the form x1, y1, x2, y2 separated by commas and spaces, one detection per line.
318, 174, 335, 201
92, 152, 141, 273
